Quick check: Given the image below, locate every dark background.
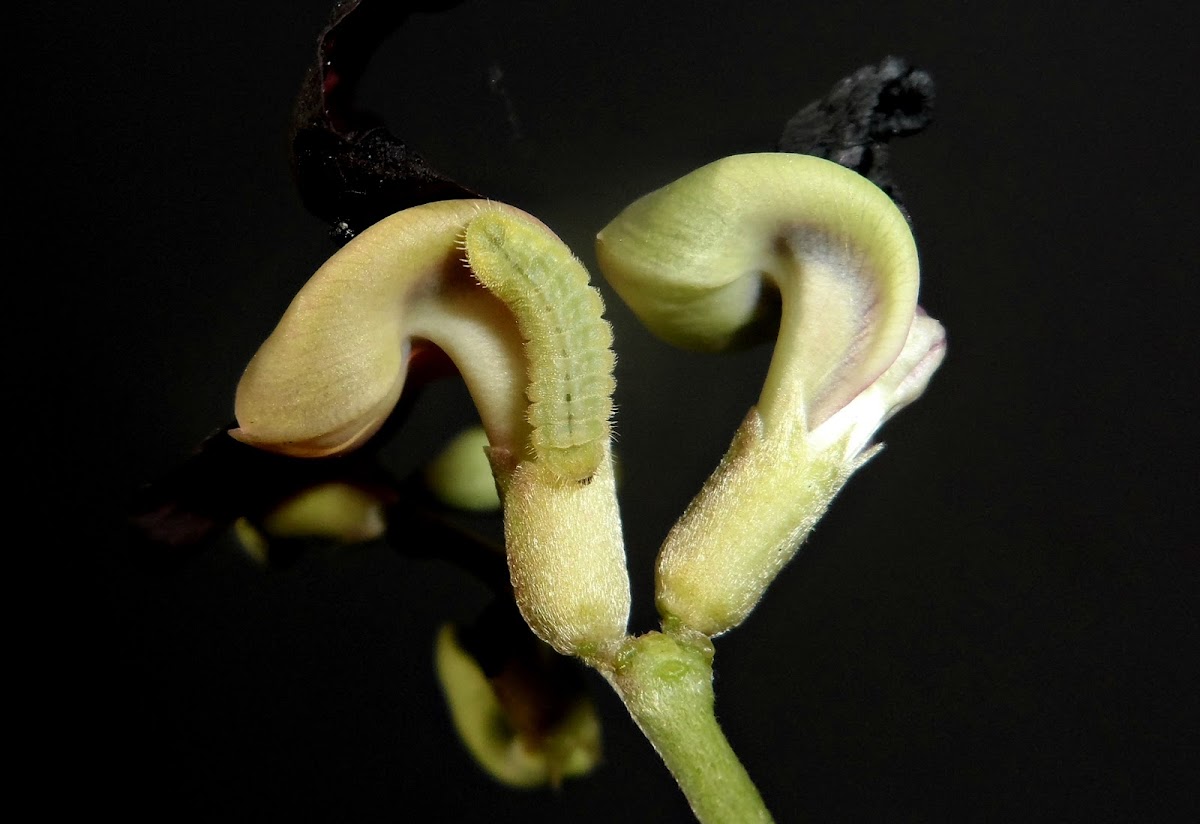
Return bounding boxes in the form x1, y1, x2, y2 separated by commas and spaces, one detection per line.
32, 1, 1195, 821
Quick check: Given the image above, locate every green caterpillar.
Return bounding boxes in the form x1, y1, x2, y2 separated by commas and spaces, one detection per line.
463, 210, 616, 483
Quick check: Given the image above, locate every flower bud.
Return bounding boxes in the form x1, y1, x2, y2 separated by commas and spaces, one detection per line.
596, 153, 945, 636
434, 623, 602, 788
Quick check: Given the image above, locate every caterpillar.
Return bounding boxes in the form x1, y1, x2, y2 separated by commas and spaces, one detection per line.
462, 209, 616, 483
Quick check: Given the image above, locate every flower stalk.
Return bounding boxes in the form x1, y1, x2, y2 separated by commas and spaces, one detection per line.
610, 631, 774, 823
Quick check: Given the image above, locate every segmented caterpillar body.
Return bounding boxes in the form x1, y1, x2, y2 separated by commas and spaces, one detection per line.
463, 210, 615, 482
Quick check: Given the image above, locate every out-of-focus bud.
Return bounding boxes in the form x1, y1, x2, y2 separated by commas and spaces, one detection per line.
423, 425, 502, 513
233, 481, 389, 565
434, 623, 602, 789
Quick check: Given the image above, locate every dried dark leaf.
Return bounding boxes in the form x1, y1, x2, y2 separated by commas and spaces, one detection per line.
779, 56, 935, 214
291, 0, 479, 243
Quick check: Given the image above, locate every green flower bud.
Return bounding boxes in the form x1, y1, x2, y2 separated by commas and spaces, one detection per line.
424, 425, 502, 513
434, 624, 602, 788
596, 153, 945, 636
233, 482, 388, 565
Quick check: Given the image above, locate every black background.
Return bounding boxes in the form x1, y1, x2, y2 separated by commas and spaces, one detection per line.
33, 1, 1196, 821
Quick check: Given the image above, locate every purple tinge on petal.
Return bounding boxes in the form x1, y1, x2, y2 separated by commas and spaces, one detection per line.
808, 307, 945, 457
775, 221, 919, 430
880, 307, 946, 423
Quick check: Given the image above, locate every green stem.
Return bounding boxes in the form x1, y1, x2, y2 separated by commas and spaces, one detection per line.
608, 631, 775, 823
